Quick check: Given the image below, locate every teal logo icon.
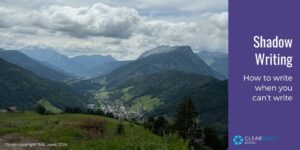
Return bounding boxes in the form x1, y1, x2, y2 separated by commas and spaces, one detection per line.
233, 135, 243, 145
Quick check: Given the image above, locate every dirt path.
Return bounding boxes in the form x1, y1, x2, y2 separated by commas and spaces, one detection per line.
0, 134, 49, 150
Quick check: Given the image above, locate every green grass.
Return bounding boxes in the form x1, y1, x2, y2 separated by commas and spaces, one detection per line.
38, 99, 63, 114
96, 90, 109, 98
96, 86, 134, 103
121, 86, 134, 102
95, 86, 163, 112
0, 112, 188, 150
131, 95, 163, 112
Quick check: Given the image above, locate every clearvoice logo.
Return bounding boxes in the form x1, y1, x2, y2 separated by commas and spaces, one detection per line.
233, 135, 243, 145
233, 135, 278, 145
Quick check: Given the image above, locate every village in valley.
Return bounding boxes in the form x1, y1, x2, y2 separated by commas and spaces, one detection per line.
0, 106, 18, 113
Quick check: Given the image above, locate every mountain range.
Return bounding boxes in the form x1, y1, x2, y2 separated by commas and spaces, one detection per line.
0, 48, 70, 81
68, 46, 227, 126
0, 45, 227, 127
19, 47, 116, 78
104, 46, 225, 88
16, 46, 228, 80
87, 60, 132, 78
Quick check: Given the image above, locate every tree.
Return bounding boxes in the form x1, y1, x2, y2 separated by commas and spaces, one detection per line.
148, 116, 155, 123
116, 121, 125, 135
105, 112, 114, 118
204, 127, 222, 150
143, 116, 155, 130
65, 107, 73, 113
153, 116, 168, 135
64, 107, 82, 113
174, 96, 198, 138
95, 109, 105, 116
87, 108, 94, 114
73, 107, 83, 113
36, 103, 46, 114
221, 134, 228, 150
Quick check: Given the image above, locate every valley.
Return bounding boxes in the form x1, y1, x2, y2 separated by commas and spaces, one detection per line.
0, 45, 228, 150
0, 45, 228, 124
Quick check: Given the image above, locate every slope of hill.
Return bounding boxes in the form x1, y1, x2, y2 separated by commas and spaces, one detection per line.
0, 48, 70, 81
19, 47, 116, 78
0, 112, 188, 149
197, 51, 228, 78
210, 58, 228, 78
0, 58, 85, 109
105, 46, 224, 87
37, 99, 63, 113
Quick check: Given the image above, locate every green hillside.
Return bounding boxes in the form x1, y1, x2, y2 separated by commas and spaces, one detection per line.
0, 112, 188, 150
37, 99, 63, 114
93, 71, 227, 125
0, 58, 85, 109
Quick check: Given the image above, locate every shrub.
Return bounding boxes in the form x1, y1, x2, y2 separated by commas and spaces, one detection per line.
116, 121, 125, 135
36, 104, 46, 114
80, 118, 107, 134
65, 107, 83, 113
153, 116, 168, 135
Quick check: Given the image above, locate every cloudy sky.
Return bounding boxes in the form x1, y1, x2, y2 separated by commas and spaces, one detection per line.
0, 0, 227, 60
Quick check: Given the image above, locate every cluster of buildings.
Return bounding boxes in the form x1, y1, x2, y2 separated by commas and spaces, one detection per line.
87, 99, 146, 121
0, 106, 17, 113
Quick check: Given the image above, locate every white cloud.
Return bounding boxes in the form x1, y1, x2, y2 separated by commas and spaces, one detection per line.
0, 4, 140, 38
134, 0, 227, 12
0, 0, 227, 13
0, 2, 228, 60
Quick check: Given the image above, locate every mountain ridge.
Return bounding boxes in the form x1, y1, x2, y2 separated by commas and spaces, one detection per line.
19, 47, 116, 78
105, 46, 225, 88
0, 58, 86, 109
0, 48, 70, 81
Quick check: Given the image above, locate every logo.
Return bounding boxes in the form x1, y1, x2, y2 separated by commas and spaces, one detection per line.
233, 135, 243, 145
232, 134, 278, 146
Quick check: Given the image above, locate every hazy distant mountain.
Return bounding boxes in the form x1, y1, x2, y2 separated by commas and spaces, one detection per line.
19, 47, 116, 78
87, 60, 132, 77
0, 48, 70, 81
19, 47, 75, 72
71, 55, 116, 69
105, 46, 224, 87
196, 51, 228, 77
0, 58, 85, 109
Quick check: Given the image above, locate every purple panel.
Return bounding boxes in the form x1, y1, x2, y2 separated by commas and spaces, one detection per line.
229, 0, 300, 149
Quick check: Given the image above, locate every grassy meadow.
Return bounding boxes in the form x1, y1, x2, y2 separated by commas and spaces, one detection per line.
0, 112, 188, 150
